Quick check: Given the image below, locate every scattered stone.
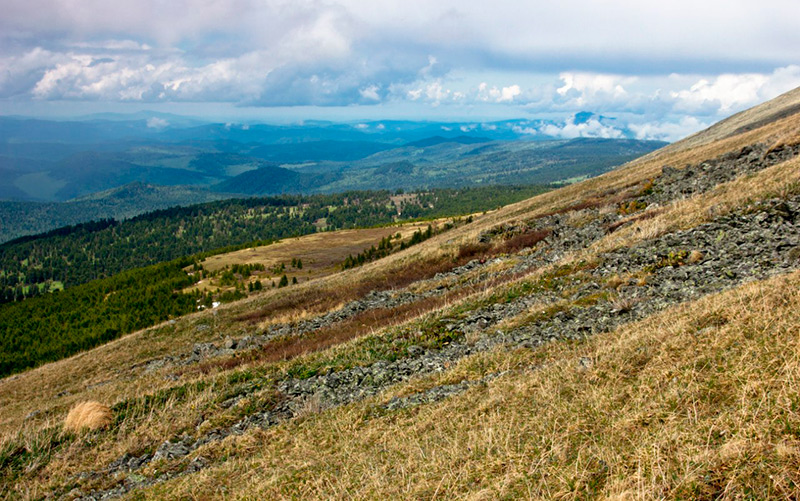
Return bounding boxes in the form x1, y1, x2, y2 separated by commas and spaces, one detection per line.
407, 345, 424, 357
186, 456, 207, 473
152, 440, 191, 462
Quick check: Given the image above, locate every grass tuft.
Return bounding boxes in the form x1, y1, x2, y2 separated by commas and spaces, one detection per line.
63, 401, 112, 433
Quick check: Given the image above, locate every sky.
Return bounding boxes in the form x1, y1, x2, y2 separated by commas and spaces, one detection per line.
1, 0, 799, 140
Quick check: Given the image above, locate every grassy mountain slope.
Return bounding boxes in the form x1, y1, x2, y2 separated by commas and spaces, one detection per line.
1, 87, 800, 499
0, 185, 549, 303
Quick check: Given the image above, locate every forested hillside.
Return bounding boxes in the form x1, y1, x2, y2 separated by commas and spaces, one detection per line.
0, 185, 549, 304
0, 259, 199, 377
0, 183, 229, 243
219, 137, 665, 194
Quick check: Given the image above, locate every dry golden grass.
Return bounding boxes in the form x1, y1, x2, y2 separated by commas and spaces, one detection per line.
185, 221, 434, 293
688, 250, 704, 264
63, 401, 111, 432
141, 271, 800, 500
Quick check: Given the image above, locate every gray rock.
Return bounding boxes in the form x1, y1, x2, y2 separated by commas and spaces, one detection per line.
152, 441, 191, 462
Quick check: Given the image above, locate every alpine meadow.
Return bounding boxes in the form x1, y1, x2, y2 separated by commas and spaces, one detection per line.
2, 1, 800, 499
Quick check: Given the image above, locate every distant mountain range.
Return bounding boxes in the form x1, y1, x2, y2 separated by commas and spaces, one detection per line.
0, 113, 666, 242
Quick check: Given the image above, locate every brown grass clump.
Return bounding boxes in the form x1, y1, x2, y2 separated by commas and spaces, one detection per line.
455, 242, 491, 261
63, 401, 112, 432
605, 275, 626, 290
688, 249, 704, 264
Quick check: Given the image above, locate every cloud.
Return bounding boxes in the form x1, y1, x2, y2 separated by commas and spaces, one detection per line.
146, 117, 168, 128
21, 49, 269, 102
511, 114, 623, 139
0, 47, 65, 98
543, 117, 624, 139
668, 66, 800, 114
670, 75, 769, 113
476, 82, 521, 103
3, 1, 798, 72
555, 72, 633, 106
498, 84, 520, 102
359, 85, 380, 101
1, 0, 800, 143
628, 116, 707, 142
421, 81, 450, 106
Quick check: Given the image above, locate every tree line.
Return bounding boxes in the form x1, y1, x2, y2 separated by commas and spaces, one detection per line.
0, 185, 550, 305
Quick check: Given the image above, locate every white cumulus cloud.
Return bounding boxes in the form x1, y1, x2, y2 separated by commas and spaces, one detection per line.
628, 116, 708, 142
359, 85, 380, 101
669, 66, 800, 115
146, 117, 168, 128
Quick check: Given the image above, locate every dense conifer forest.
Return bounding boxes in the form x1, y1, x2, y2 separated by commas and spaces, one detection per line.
0, 258, 199, 377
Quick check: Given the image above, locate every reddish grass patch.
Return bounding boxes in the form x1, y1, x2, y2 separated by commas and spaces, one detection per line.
495, 229, 552, 254
235, 254, 467, 325
187, 262, 537, 378
193, 292, 459, 376
457, 243, 492, 261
